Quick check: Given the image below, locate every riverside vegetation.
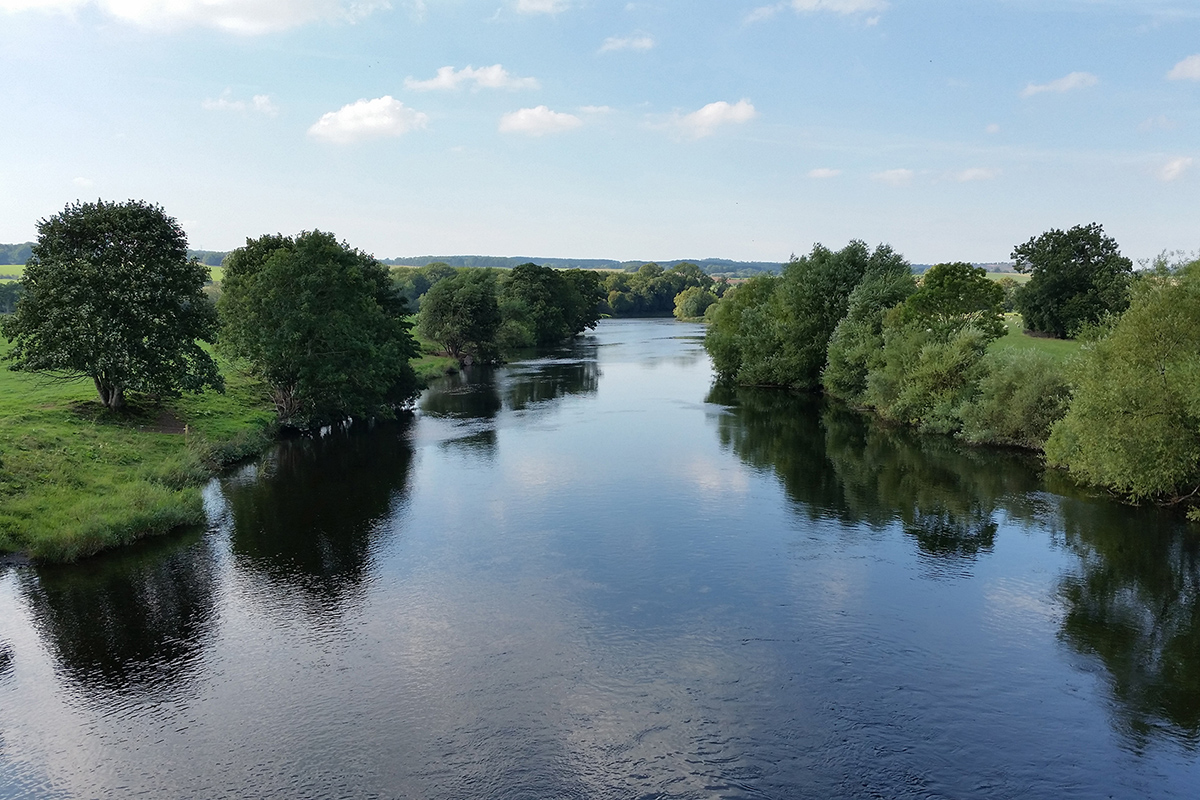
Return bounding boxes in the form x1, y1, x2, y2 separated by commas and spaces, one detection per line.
3, 201, 721, 562
703, 229, 1200, 519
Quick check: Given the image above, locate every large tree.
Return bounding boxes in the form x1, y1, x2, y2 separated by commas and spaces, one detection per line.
417, 268, 502, 363
218, 230, 419, 427
1011, 222, 1132, 338
1, 199, 221, 409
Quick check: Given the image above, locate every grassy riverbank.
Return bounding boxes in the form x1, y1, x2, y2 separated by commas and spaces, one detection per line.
0, 339, 277, 562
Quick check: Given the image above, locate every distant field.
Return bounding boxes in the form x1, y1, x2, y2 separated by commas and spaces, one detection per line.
209, 266, 224, 283
0, 265, 22, 282
990, 315, 1081, 361
986, 272, 1029, 283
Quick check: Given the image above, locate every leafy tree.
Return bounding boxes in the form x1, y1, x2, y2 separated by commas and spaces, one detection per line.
0, 281, 22, 314
958, 349, 1072, 449
704, 274, 778, 381
901, 261, 1006, 341
560, 268, 606, 334
391, 261, 456, 311
1045, 258, 1200, 503
1, 199, 221, 409
417, 268, 502, 363
822, 269, 916, 404
218, 230, 419, 427
1012, 223, 1132, 338
673, 286, 718, 320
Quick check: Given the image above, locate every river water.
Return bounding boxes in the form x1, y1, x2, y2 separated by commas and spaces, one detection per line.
1, 318, 1198, 799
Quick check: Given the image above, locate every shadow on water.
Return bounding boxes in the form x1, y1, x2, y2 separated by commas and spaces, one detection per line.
221, 419, 415, 609
710, 382, 1200, 745
18, 529, 217, 700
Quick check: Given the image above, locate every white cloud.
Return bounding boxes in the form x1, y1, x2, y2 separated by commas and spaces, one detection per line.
955, 168, 1000, 182
405, 65, 539, 92
0, 0, 389, 34
499, 106, 582, 136
1160, 157, 1194, 182
515, 0, 565, 13
599, 33, 654, 53
1139, 114, 1177, 131
985, 123, 1000, 134
1167, 54, 1200, 81
808, 168, 841, 179
72, 176, 94, 188
202, 90, 279, 115
308, 96, 427, 144
871, 168, 914, 186
677, 99, 757, 138
747, 0, 887, 22
580, 105, 612, 114
1021, 71, 1099, 97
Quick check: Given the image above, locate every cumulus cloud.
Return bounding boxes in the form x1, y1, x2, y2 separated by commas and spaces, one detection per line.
676, 99, 757, 138
308, 96, 427, 144
1167, 54, 1200, 81
871, 168, 914, 186
955, 168, 1000, 182
1021, 71, 1098, 97
747, 0, 887, 22
0, 0, 388, 34
599, 33, 654, 53
202, 90, 279, 115
808, 168, 841, 179
499, 106, 582, 136
515, 0, 566, 13
405, 64, 539, 92
1160, 157, 1194, 182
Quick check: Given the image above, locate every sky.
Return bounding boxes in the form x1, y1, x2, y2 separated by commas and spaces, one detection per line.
0, 0, 1198, 264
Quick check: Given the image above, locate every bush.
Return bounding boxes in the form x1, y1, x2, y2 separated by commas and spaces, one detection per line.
959, 349, 1072, 449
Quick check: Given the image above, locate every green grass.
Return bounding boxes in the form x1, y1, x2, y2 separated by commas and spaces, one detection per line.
208, 266, 224, 283
989, 315, 1082, 362
986, 272, 1029, 283
0, 265, 22, 283
0, 339, 276, 562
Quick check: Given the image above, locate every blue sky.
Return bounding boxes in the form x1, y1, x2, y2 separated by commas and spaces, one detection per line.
1, 0, 1197, 264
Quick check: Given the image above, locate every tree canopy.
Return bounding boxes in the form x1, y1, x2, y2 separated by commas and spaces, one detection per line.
218, 230, 419, 427
417, 269, 503, 363
902, 261, 1006, 341
1012, 223, 1132, 338
1, 199, 221, 409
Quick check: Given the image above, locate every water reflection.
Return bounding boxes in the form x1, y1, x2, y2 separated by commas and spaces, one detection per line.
420, 367, 503, 419
709, 385, 1040, 562
501, 357, 599, 411
222, 420, 414, 606
18, 530, 217, 699
1055, 499, 1200, 746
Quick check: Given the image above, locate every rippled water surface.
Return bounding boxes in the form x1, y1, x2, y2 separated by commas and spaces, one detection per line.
2, 318, 1200, 798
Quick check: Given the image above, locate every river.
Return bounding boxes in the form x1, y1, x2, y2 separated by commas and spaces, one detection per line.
1, 318, 1198, 799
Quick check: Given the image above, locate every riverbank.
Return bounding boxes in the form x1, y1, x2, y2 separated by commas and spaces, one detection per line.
0, 339, 278, 562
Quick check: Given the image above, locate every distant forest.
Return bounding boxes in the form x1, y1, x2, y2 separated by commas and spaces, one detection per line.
0, 242, 1017, 277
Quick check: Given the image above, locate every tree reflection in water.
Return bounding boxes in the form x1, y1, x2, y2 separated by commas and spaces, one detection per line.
709, 385, 1040, 562
710, 382, 1200, 744
222, 420, 415, 610
19, 529, 217, 699
1054, 498, 1200, 747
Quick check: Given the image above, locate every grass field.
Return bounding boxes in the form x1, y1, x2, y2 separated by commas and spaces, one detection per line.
0, 340, 276, 562
986, 271, 1029, 283
989, 315, 1082, 361
208, 265, 224, 283
0, 265, 22, 282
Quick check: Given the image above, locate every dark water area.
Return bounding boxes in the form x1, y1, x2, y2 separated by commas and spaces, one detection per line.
2, 318, 1199, 799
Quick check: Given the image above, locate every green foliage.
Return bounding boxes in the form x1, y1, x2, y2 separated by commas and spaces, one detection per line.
390, 261, 456, 311
705, 241, 909, 389
218, 230, 419, 428
903, 261, 1006, 341
0, 281, 21, 313
1012, 222, 1133, 339
417, 268, 502, 362
1, 199, 221, 410
673, 285, 718, 320
864, 320, 991, 435
823, 268, 916, 404
1045, 259, 1200, 502
498, 263, 604, 347
602, 262, 713, 316
959, 348, 1073, 449
0, 242, 32, 266
703, 274, 778, 382
995, 276, 1021, 312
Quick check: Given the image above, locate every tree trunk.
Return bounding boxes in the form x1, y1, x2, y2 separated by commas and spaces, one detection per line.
93, 378, 125, 409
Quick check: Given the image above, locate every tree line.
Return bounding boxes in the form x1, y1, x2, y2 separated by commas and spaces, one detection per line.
704, 225, 1200, 518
